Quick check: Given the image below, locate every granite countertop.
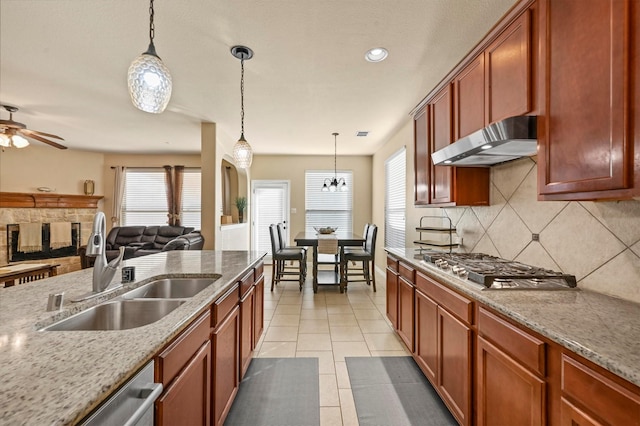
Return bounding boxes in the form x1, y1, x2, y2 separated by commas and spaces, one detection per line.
0, 250, 265, 426
386, 247, 640, 388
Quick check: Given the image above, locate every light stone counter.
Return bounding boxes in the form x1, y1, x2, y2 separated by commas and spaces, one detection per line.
387, 248, 640, 388
0, 250, 265, 426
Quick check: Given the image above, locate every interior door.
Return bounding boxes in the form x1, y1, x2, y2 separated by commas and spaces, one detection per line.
251, 181, 290, 260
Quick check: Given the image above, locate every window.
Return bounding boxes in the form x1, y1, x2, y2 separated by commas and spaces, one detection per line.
305, 170, 353, 233
122, 168, 201, 229
385, 148, 406, 248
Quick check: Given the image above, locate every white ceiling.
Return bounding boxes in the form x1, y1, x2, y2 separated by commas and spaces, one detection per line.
0, 0, 516, 156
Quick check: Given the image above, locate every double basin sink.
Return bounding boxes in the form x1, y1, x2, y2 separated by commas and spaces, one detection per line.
42, 278, 218, 331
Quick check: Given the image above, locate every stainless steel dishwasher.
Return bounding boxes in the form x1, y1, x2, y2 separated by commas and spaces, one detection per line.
80, 360, 162, 426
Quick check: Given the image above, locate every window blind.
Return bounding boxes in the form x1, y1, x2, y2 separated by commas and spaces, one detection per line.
385, 148, 406, 248
180, 169, 202, 230
305, 170, 353, 234
254, 185, 285, 256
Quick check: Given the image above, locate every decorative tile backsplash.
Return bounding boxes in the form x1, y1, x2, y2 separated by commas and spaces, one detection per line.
436, 157, 640, 303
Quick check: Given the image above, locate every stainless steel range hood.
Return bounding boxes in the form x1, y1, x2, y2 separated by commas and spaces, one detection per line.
431, 116, 537, 166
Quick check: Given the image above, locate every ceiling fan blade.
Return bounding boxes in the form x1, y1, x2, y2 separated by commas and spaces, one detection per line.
21, 128, 64, 140
19, 130, 67, 149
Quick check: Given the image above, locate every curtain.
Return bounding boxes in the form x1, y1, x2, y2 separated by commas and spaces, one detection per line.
173, 166, 184, 226
111, 166, 126, 228
164, 165, 175, 225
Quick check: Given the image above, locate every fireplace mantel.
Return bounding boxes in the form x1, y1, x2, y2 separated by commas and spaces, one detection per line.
0, 192, 103, 209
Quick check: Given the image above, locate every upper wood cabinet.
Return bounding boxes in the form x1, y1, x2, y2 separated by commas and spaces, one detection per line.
454, 54, 486, 140
414, 106, 430, 205
430, 85, 455, 205
538, 0, 638, 200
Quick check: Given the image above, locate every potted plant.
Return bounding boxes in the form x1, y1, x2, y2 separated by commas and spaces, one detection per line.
235, 196, 247, 223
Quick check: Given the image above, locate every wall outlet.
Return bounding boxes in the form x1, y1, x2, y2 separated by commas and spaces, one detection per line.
291, 208, 297, 214
532, 233, 540, 241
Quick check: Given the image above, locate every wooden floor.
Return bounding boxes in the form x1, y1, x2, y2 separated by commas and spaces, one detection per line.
256, 264, 410, 426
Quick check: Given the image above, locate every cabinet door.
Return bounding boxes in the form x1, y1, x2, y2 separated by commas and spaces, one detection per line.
430, 85, 454, 205
477, 336, 545, 426
212, 306, 239, 426
386, 268, 399, 329
415, 289, 438, 383
240, 287, 255, 379
485, 10, 531, 124
156, 341, 211, 426
397, 276, 415, 351
454, 54, 485, 140
254, 274, 264, 348
560, 398, 604, 426
414, 106, 430, 205
538, 0, 631, 197
438, 306, 472, 426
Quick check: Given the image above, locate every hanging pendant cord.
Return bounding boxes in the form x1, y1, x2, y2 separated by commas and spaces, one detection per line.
240, 57, 245, 137
334, 134, 337, 178
149, 0, 155, 44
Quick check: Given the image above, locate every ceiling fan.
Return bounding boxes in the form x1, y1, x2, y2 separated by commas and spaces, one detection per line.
0, 105, 67, 149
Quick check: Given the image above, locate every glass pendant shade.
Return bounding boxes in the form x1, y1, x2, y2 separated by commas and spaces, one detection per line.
0, 134, 10, 147
11, 134, 29, 148
233, 135, 253, 168
128, 49, 172, 114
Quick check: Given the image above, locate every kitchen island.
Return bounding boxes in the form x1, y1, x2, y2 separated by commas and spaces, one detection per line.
0, 250, 265, 426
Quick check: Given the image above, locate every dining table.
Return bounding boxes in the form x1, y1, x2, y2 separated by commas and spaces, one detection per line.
294, 231, 365, 293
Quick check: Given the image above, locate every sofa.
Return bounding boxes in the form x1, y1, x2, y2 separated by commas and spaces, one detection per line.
79, 225, 205, 268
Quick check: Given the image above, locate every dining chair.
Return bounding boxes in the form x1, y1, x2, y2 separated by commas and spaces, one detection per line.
342, 224, 377, 291
269, 224, 306, 291
277, 222, 307, 279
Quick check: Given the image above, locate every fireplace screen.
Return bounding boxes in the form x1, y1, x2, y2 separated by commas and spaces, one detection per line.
7, 223, 81, 262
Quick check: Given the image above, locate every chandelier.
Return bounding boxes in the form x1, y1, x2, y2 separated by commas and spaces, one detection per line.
322, 132, 348, 192
127, 0, 172, 114
231, 45, 254, 169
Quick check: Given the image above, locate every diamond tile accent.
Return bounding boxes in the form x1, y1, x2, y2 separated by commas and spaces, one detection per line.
473, 234, 500, 256
632, 241, 640, 258
580, 200, 640, 246
444, 207, 467, 227
456, 208, 484, 252
492, 157, 534, 200
515, 241, 561, 271
540, 202, 626, 280
510, 167, 568, 233
486, 204, 532, 259
472, 182, 506, 230
579, 250, 640, 304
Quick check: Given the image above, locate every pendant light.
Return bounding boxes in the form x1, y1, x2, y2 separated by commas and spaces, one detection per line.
127, 0, 172, 114
231, 45, 254, 169
322, 133, 348, 192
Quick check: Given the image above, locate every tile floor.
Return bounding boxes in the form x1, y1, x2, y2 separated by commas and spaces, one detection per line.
254, 264, 411, 426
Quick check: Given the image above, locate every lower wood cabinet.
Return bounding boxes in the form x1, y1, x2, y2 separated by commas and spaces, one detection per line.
239, 286, 255, 379
386, 258, 399, 329
397, 276, 415, 351
212, 305, 240, 426
253, 273, 264, 348
414, 289, 438, 383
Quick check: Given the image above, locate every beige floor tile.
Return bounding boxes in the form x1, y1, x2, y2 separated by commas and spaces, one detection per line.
263, 309, 275, 321
325, 294, 351, 305
339, 389, 359, 426
270, 314, 301, 326
263, 300, 279, 310
370, 350, 412, 357
296, 351, 335, 374
335, 361, 351, 389
326, 304, 354, 314
302, 299, 327, 308
274, 304, 302, 315
257, 341, 297, 357
357, 319, 393, 333
352, 309, 383, 320
330, 326, 365, 342
332, 341, 370, 362
300, 308, 329, 319
264, 326, 299, 342
278, 296, 304, 305
320, 407, 343, 426
319, 374, 340, 406
364, 332, 405, 351
328, 313, 358, 327
299, 319, 330, 333
297, 333, 333, 351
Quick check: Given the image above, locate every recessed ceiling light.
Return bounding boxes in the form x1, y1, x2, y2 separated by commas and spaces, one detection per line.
365, 47, 388, 62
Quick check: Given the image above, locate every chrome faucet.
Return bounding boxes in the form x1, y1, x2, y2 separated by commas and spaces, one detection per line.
86, 212, 125, 293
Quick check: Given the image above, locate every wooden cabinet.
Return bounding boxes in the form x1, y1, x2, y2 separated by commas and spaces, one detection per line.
386, 255, 399, 328
155, 311, 212, 426
397, 263, 415, 351
254, 272, 264, 348
413, 271, 473, 426
414, 106, 430, 205
454, 55, 485, 140
538, 0, 638, 200
239, 286, 254, 378
476, 307, 545, 426
485, 10, 531, 124
212, 305, 239, 426
430, 85, 454, 205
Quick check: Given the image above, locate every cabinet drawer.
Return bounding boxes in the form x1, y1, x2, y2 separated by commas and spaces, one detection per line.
254, 261, 264, 280
212, 284, 239, 328
387, 255, 399, 272
478, 307, 545, 376
239, 270, 254, 298
415, 271, 472, 324
399, 262, 415, 283
156, 310, 211, 386
561, 355, 640, 426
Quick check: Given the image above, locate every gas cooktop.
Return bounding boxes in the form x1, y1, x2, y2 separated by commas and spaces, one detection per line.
423, 252, 577, 290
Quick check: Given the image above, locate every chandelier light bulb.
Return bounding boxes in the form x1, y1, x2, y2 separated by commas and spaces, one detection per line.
0, 134, 10, 147
11, 134, 29, 148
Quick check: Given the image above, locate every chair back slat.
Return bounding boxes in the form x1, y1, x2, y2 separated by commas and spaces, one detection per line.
365, 224, 377, 254
269, 224, 281, 254
277, 223, 287, 248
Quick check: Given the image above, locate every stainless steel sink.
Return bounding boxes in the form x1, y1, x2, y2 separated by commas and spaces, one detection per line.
122, 278, 217, 299
41, 299, 185, 331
